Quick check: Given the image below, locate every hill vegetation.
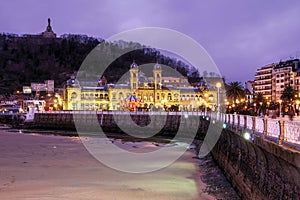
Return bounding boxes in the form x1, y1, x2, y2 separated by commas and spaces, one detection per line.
0, 33, 201, 95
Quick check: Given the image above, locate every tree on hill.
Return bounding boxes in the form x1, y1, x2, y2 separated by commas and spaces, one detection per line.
0, 33, 199, 95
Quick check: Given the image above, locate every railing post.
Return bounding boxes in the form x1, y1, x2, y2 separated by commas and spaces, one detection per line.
278, 120, 285, 145
232, 114, 235, 128
252, 117, 256, 135
263, 116, 268, 138
237, 115, 240, 129
244, 115, 247, 130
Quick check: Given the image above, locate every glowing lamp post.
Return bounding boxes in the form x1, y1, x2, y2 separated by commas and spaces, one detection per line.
296, 100, 300, 116
278, 99, 282, 117
216, 82, 221, 113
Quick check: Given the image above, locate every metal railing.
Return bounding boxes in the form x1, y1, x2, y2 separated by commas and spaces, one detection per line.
34, 110, 209, 116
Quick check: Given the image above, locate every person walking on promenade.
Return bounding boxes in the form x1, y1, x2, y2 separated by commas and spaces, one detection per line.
288, 107, 295, 121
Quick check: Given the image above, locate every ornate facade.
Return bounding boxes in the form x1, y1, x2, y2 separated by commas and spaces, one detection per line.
63, 62, 218, 111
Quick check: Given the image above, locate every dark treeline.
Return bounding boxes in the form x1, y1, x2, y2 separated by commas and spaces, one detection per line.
0, 33, 201, 95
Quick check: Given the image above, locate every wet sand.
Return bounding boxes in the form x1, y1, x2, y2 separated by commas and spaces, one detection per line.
0, 129, 216, 200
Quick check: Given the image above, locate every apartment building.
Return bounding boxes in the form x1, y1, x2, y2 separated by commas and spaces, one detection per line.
254, 63, 274, 100
254, 59, 300, 102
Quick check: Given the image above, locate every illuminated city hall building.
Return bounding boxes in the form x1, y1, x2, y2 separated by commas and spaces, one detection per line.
63, 62, 218, 111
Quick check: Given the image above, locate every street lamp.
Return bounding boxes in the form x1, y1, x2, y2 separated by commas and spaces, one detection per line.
296, 100, 300, 116
278, 99, 282, 117
216, 82, 221, 112
259, 102, 263, 116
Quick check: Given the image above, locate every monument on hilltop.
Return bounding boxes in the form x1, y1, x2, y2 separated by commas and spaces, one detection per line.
42, 18, 56, 38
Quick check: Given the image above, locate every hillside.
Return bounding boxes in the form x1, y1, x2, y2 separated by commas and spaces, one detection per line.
0, 33, 200, 95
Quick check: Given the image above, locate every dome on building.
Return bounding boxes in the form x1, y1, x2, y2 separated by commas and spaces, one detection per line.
66, 77, 80, 87
130, 62, 138, 69
154, 62, 161, 70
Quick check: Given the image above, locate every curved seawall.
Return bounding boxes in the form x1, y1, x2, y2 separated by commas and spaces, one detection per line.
211, 128, 300, 199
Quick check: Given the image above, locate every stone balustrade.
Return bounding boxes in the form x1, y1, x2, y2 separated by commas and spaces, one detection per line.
210, 113, 300, 149
32, 110, 300, 149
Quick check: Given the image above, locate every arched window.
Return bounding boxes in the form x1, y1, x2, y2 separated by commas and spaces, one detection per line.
168, 93, 172, 100
119, 92, 123, 100
209, 94, 214, 102
174, 93, 179, 101
71, 92, 77, 99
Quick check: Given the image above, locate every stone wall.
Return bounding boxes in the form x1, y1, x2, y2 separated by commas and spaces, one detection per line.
211, 128, 300, 199
31, 113, 204, 137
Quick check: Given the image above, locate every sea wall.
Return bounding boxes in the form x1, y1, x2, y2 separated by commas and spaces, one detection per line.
0, 113, 24, 125
30, 113, 207, 138
211, 128, 300, 199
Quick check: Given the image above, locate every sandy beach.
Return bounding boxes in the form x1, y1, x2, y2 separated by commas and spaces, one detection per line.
0, 129, 215, 200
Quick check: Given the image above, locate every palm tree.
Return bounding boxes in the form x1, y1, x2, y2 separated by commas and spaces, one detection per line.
281, 85, 297, 113
254, 93, 264, 103
254, 93, 265, 115
281, 85, 297, 103
226, 82, 245, 102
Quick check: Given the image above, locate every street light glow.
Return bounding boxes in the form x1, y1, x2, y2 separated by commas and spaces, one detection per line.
216, 82, 221, 113
244, 132, 251, 140
216, 82, 221, 88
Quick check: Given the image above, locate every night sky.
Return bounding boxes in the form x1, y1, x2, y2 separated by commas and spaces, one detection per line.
1, 0, 300, 83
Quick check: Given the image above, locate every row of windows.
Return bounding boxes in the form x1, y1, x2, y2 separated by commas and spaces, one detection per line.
274, 79, 293, 84
82, 94, 109, 99
255, 87, 272, 90
71, 91, 213, 101
256, 71, 272, 76
276, 73, 291, 78
72, 103, 110, 110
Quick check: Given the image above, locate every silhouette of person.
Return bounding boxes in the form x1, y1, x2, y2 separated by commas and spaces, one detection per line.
288, 107, 294, 121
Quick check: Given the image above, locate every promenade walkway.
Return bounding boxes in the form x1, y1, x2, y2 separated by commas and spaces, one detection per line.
31, 110, 300, 152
